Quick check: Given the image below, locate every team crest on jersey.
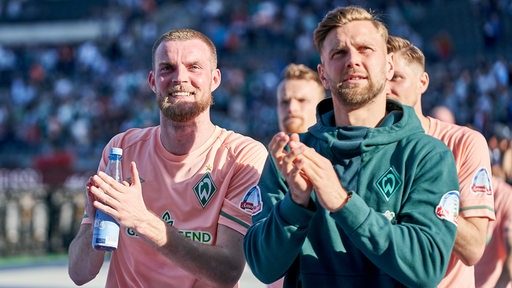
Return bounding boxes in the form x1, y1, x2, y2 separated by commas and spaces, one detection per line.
435, 191, 460, 226
375, 167, 402, 201
240, 186, 262, 215
470, 167, 493, 195
193, 172, 217, 208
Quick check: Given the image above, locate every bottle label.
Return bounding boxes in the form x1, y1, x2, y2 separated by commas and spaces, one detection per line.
92, 210, 120, 250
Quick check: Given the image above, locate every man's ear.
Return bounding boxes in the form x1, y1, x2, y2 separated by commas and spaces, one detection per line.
148, 71, 156, 94
386, 52, 395, 81
317, 64, 329, 90
418, 71, 430, 94
210, 68, 221, 93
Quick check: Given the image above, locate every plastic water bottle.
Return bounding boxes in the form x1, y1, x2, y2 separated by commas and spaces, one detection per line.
92, 147, 123, 251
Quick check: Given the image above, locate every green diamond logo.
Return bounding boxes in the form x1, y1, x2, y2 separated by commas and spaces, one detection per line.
375, 167, 402, 201
193, 172, 217, 208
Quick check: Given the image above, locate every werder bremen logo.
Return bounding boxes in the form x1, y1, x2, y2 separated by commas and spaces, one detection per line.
194, 172, 217, 208
375, 167, 402, 201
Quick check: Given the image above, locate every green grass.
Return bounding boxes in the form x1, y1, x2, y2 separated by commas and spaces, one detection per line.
0, 253, 68, 268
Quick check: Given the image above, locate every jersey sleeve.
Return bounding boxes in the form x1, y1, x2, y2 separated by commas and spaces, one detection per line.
219, 140, 268, 235
455, 129, 495, 220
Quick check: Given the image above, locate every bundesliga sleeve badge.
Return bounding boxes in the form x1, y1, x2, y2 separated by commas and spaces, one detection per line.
436, 190, 460, 226
239, 186, 262, 215
471, 167, 492, 195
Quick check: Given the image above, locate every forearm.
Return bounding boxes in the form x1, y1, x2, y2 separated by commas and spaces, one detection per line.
452, 216, 488, 265
244, 195, 312, 284
136, 212, 244, 287
67, 224, 106, 285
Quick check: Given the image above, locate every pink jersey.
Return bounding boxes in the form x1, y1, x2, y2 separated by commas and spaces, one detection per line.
475, 176, 512, 288
82, 126, 267, 287
427, 117, 495, 288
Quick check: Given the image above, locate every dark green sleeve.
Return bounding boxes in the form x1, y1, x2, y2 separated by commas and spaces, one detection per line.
331, 149, 459, 287
243, 155, 315, 284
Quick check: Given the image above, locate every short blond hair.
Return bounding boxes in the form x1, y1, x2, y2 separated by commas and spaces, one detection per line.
282, 63, 322, 85
151, 28, 217, 69
387, 35, 425, 70
313, 6, 388, 53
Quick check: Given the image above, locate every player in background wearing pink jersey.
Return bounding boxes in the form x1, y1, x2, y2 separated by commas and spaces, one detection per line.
386, 36, 495, 288
432, 106, 512, 288
68, 28, 268, 288
474, 175, 512, 288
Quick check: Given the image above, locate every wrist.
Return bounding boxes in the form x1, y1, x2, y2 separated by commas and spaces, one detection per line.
334, 191, 353, 212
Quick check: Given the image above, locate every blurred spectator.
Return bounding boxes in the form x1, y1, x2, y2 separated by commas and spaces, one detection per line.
33, 146, 74, 188
432, 30, 454, 61
501, 138, 512, 184
482, 11, 502, 48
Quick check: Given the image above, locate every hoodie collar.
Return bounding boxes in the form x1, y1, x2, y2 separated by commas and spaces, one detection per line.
308, 98, 423, 147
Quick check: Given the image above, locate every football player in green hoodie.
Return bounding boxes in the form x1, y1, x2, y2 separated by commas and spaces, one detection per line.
244, 6, 460, 288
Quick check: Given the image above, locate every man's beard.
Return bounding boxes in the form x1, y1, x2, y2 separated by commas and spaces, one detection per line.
332, 76, 385, 108
282, 116, 305, 134
157, 92, 213, 122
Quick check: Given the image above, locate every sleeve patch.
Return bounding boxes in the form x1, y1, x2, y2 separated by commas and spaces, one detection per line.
436, 190, 460, 226
239, 185, 263, 215
471, 167, 493, 195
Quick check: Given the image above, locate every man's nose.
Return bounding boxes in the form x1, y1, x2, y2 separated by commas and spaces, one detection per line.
346, 49, 362, 68
172, 65, 189, 84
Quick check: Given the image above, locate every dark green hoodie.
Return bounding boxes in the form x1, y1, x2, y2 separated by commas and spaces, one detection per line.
244, 99, 459, 288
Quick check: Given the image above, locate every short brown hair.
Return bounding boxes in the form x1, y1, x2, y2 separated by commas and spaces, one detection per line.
313, 6, 388, 53
151, 28, 217, 69
387, 35, 425, 70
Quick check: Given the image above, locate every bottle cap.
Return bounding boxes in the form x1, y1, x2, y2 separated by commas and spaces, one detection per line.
110, 147, 123, 156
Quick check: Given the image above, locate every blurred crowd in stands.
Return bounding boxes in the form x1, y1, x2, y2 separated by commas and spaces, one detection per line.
0, 0, 510, 179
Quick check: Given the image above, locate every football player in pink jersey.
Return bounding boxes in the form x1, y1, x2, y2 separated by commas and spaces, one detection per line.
431, 106, 512, 288
387, 36, 495, 288
68, 28, 267, 287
